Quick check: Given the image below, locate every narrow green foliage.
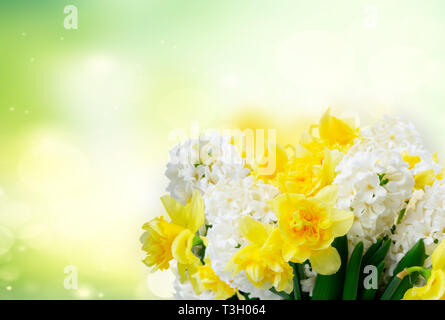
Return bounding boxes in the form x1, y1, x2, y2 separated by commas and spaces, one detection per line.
361, 238, 383, 267
396, 208, 407, 225
393, 239, 426, 276
296, 262, 310, 300
269, 288, 292, 300
290, 262, 303, 300
357, 238, 391, 299
360, 261, 385, 300
380, 276, 403, 300
391, 274, 420, 300
367, 238, 391, 266
343, 241, 364, 300
381, 239, 426, 300
311, 236, 348, 300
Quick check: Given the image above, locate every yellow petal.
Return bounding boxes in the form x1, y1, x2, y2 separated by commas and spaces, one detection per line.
437, 170, 444, 181
287, 246, 311, 264
281, 239, 298, 262
319, 108, 357, 146
177, 263, 188, 283
310, 247, 341, 275
414, 170, 436, 190
246, 264, 263, 282
262, 228, 282, 252
330, 208, 354, 237
312, 184, 338, 206
238, 216, 270, 245
183, 190, 205, 233
403, 270, 445, 300
433, 152, 439, 164
432, 239, 445, 270
270, 193, 304, 219
160, 195, 184, 225
321, 150, 342, 186
402, 151, 421, 169
171, 229, 196, 265
161, 191, 205, 233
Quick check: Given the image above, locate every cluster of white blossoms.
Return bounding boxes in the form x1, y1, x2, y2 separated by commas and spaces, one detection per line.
335, 149, 414, 251
165, 133, 280, 299
300, 264, 317, 297
143, 110, 445, 300
357, 115, 441, 175
203, 176, 279, 300
389, 180, 445, 272
334, 115, 444, 277
165, 134, 249, 205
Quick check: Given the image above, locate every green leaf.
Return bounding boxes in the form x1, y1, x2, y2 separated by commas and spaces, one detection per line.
358, 238, 390, 299
391, 274, 420, 300
290, 262, 302, 300
380, 239, 426, 300
361, 238, 383, 267
357, 238, 383, 297
360, 261, 385, 300
269, 287, 292, 300
296, 262, 310, 300
367, 238, 391, 266
311, 236, 348, 300
380, 275, 403, 300
393, 239, 426, 276
343, 241, 364, 300
396, 208, 407, 225
192, 234, 204, 247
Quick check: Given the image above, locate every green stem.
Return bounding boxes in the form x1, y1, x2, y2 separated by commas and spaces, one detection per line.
398, 266, 432, 281
192, 234, 204, 246
269, 288, 292, 300
290, 262, 302, 300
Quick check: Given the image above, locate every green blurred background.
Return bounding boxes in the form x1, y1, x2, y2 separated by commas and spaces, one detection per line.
0, 0, 445, 299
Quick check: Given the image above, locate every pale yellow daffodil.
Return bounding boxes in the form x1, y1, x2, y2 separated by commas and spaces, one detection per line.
192, 259, 236, 300
225, 216, 294, 294
270, 185, 353, 275
251, 109, 357, 197
141, 191, 204, 276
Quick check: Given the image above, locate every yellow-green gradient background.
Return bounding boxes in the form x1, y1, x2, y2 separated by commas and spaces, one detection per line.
1, 0, 445, 299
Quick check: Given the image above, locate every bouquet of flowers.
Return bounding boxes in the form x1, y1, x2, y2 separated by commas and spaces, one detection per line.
141, 109, 445, 300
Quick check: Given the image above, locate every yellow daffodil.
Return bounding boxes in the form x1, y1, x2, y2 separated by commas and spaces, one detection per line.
225, 216, 294, 293
307, 108, 359, 152
270, 185, 354, 275
277, 146, 342, 196
248, 141, 289, 181
252, 139, 342, 196
141, 191, 204, 273
251, 109, 356, 196
403, 239, 445, 300
193, 260, 236, 300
